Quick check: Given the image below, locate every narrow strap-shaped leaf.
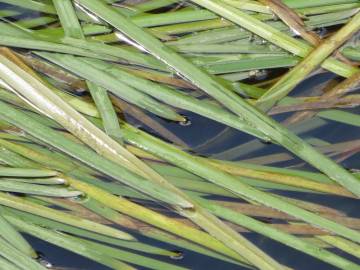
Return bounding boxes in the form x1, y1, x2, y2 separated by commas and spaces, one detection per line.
195, 197, 360, 270
0, 139, 244, 266
87, 81, 123, 141
0, 191, 134, 241
53, 0, 123, 142
2, 176, 66, 185
0, 255, 21, 270
0, 210, 36, 258
0, 35, 117, 61
317, 235, 360, 259
76, 0, 360, 198
0, 167, 57, 177
0, 61, 286, 269
0, 236, 46, 270
43, 54, 268, 140
0, 0, 56, 14
6, 206, 177, 258
53, 0, 85, 39
0, 180, 82, 197
0, 50, 192, 208
257, 11, 360, 111
0, 23, 162, 68
192, 0, 358, 77
37, 52, 184, 122
5, 215, 137, 270
121, 122, 360, 244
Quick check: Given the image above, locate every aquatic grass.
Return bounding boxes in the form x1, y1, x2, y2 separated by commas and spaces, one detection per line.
87, 82, 123, 141
7, 206, 179, 258
0, 167, 58, 178
0, 180, 82, 197
0, 94, 283, 268
76, 0, 360, 199
284, 70, 360, 124
0, 49, 193, 208
5, 203, 196, 268
256, 11, 360, 111
110, 96, 189, 148
0, 79, 97, 118
0, 13, 348, 78
317, 109, 360, 126
35, 167, 356, 230
212, 199, 348, 222
317, 235, 360, 259
171, 43, 285, 54
0, 137, 308, 267
2, 107, 360, 266
66, 177, 255, 266
8, 215, 188, 270
53, 0, 85, 39
0, 256, 22, 270
0, 128, 322, 195
0, 236, 47, 270
191, 0, 359, 77
269, 95, 360, 114
0, 0, 56, 14
5, 215, 138, 270
111, 1, 358, 29
258, 0, 320, 46
124, 0, 179, 15
0, 147, 40, 168
283, 0, 359, 9
0, 9, 20, 18
37, 23, 112, 37
131, 9, 218, 27
53, 0, 123, 142
35, 52, 183, 122
144, 153, 353, 195
0, 1, 359, 269
0, 190, 134, 240
42, 54, 267, 140
0, 89, 356, 194
0, 133, 332, 195
0, 51, 291, 269
31, 6, 308, 264
0, 24, 164, 69
297, 3, 360, 15
0, 35, 119, 61
2, 146, 358, 270
2, 176, 66, 185
194, 197, 360, 270
0, 210, 37, 258
342, 45, 360, 60
79, 196, 245, 266
222, 0, 360, 14
73, 237, 189, 270
15, 17, 58, 29
200, 55, 300, 74
167, 9, 357, 44
206, 160, 355, 197
120, 122, 360, 242
8, 96, 324, 195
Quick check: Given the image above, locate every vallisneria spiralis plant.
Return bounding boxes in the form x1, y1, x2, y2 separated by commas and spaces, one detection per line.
0, 0, 359, 269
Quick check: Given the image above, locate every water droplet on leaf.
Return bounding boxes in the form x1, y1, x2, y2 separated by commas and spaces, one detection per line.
170, 250, 184, 260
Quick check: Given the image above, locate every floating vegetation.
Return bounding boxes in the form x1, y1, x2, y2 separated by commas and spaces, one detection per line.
0, 0, 359, 270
